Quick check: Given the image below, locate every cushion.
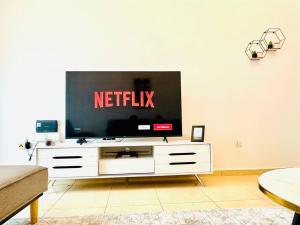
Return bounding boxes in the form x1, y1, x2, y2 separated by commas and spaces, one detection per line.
0, 165, 48, 221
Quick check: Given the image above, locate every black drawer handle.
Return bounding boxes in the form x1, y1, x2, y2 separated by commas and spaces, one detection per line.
53, 156, 82, 159
169, 162, 196, 165
52, 166, 82, 169
169, 152, 196, 156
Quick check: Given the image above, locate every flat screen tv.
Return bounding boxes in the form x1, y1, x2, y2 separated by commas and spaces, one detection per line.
66, 71, 182, 139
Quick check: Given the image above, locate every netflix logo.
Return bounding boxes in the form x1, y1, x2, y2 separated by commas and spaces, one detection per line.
94, 91, 154, 108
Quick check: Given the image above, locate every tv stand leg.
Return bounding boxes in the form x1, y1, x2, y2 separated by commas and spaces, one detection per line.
195, 174, 205, 186
163, 137, 168, 143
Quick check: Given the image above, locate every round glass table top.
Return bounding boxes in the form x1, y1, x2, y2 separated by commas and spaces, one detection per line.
258, 168, 300, 213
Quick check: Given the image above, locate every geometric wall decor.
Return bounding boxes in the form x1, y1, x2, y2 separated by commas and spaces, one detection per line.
245, 40, 267, 60
245, 28, 286, 60
260, 28, 286, 51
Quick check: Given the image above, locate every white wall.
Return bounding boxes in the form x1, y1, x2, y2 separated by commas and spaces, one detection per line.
1, 0, 300, 169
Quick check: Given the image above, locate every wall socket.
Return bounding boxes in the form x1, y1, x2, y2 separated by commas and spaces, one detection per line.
235, 141, 243, 148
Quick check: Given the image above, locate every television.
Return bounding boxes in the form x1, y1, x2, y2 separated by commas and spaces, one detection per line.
66, 71, 182, 139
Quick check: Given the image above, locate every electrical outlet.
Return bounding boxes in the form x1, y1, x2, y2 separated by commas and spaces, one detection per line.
235, 141, 243, 148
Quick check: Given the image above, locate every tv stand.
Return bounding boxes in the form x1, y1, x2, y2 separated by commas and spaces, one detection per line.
35, 140, 212, 179
76, 138, 87, 145
163, 137, 168, 143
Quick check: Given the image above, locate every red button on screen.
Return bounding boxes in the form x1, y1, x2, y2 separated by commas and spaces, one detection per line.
154, 124, 173, 131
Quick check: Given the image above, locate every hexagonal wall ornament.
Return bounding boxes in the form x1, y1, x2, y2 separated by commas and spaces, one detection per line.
260, 28, 286, 51
245, 40, 267, 60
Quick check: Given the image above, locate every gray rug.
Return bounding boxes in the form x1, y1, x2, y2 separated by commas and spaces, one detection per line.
6, 207, 294, 225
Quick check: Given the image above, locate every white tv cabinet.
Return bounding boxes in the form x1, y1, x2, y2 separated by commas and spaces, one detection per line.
35, 139, 212, 180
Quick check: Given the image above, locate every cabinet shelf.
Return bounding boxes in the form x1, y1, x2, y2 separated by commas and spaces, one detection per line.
245, 40, 267, 60
260, 28, 286, 51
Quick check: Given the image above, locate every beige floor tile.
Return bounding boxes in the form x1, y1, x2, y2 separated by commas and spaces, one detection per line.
70, 182, 111, 191
260, 196, 281, 207
108, 187, 160, 206
203, 186, 259, 201
46, 184, 72, 194
162, 202, 217, 212
243, 184, 269, 199
202, 175, 259, 187
33, 174, 281, 218
13, 193, 63, 218
51, 179, 75, 186
107, 182, 159, 206
105, 205, 163, 214
110, 182, 157, 190
74, 178, 127, 186
242, 184, 281, 207
152, 175, 196, 182
53, 188, 110, 209
154, 178, 202, 188
156, 185, 210, 203
152, 177, 198, 186
45, 207, 105, 217
39, 193, 65, 216
215, 199, 273, 209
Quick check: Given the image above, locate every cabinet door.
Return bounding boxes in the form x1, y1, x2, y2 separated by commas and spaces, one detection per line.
37, 148, 99, 178
154, 144, 211, 174
48, 166, 98, 178
38, 156, 98, 167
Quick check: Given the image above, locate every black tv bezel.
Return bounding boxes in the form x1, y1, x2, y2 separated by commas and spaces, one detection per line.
65, 71, 182, 139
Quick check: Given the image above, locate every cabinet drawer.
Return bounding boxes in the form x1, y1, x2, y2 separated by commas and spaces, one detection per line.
99, 158, 154, 175
155, 152, 210, 165
154, 145, 210, 157
48, 166, 98, 178
155, 162, 211, 174
38, 148, 98, 159
38, 156, 98, 167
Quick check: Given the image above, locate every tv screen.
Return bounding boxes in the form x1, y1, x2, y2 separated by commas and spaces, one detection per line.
66, 71, 182, 139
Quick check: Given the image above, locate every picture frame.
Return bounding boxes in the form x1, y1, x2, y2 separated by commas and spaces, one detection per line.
191, 125, 205, 142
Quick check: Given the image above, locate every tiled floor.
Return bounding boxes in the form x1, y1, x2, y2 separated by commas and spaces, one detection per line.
13, 175, 279, 219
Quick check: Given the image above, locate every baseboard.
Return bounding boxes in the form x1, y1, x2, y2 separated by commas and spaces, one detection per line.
200, 168, 274, 176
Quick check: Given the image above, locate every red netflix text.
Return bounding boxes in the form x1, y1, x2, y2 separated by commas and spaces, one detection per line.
94, 91, 154, 108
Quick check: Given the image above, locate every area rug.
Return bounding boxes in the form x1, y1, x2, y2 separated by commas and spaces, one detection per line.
6, 207, 294, 225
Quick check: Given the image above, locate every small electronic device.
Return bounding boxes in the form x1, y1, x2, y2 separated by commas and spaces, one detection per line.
36, 120, 58, 133
22, 139, 37, 161
25, 139, 31, 149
